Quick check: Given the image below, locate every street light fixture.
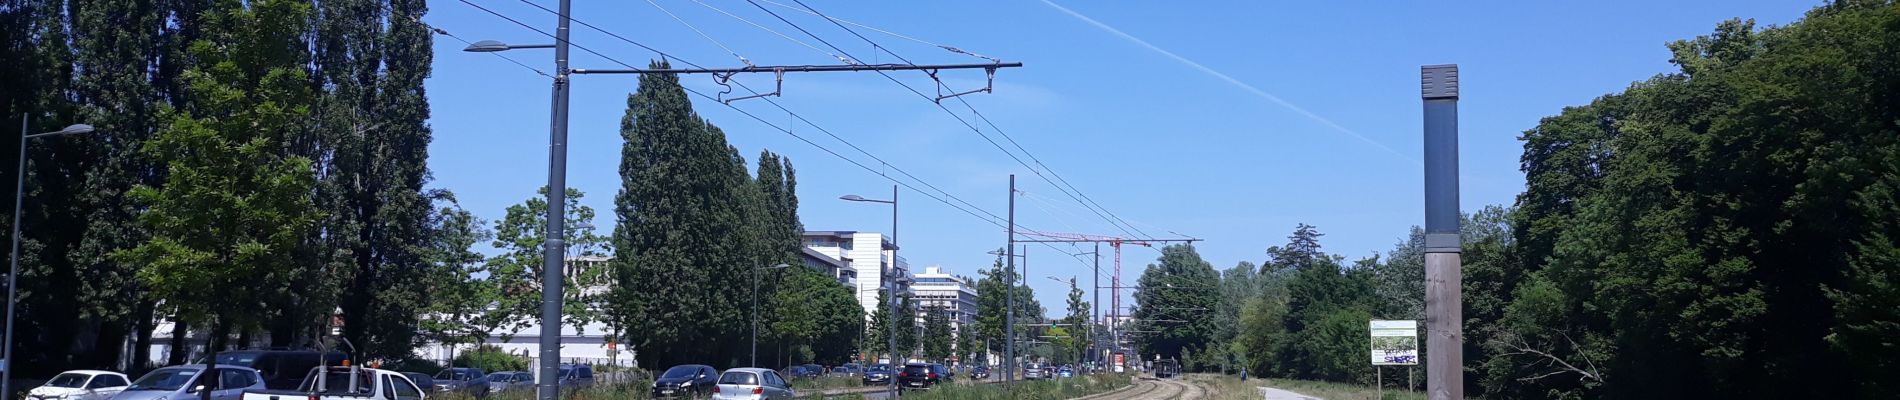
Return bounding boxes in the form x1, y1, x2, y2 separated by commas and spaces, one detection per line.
462, 40, 555, 53
840, 186, 898, 399
5, 118, 96, 400
752, 263, 791, 367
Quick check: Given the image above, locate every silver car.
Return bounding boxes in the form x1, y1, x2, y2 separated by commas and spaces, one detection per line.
113, 365, 264, 400
710, 368, 794, 400
487, 372, 531, 393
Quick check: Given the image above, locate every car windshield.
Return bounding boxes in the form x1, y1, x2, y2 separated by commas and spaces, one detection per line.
128, 369, 200, 391
434, 370, 473, 380
44, 373, 90, 388
867, 365, 891, 373
716, 372, 757, 385
660, 367, 699, 379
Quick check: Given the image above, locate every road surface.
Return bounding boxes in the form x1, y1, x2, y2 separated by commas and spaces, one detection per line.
1259, 386, 1321, 400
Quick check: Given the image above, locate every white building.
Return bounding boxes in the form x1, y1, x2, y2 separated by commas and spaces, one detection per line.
911, 266, 977, 330
800, 247, 857, 287
802, 231, 910, 321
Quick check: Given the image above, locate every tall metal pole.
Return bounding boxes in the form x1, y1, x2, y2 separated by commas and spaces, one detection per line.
1091, 243, 1100, 367
3, 117, 28, 400
1004, 174, 1016, 383
535, 0, 572, 398
886, 184, 897, 398
1420, 64, 1463, 400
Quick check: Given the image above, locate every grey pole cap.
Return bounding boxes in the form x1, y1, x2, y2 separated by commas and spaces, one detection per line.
1421, 64, 1459, 99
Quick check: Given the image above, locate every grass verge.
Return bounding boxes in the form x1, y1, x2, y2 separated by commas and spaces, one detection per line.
885, 374, 1130, 400
1186, 374, 1426, 400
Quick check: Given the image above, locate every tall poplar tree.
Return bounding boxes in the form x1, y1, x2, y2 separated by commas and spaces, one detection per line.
612, 61, 757, 367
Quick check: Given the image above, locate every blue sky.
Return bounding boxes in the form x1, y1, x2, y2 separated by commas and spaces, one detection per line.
422, 0, 1815, 314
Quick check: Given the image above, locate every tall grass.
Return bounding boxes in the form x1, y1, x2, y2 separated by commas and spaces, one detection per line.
895, 374, 1130, 400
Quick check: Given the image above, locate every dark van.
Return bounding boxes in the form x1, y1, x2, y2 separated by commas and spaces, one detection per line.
215, 350, 350, 390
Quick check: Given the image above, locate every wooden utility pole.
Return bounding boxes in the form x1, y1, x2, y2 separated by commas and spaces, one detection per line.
1420, 64, 1463, 400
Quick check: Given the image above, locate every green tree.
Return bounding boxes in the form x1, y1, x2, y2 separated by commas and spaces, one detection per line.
922, 304, 954, 362
117, 0, 322, 353
1060, 277, 1092, 365
323, 0, 441, 359
417, 197, 495, 353
610, 61, 761, 368
972, 250, 1044, 357
1491, 4, 1900, 397
482, 187, 608, 338
897, 291, 919, 359
1131, 244, 1219, 362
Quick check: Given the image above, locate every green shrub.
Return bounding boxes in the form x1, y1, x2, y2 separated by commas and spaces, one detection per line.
452, 345, 529, 372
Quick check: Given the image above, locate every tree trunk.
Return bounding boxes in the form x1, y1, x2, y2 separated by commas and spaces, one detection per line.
167, 320, 191, 365
133, 301, 155, 372
93, 317, 130, 370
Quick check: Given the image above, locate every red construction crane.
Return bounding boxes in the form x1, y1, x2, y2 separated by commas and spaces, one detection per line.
1015, 229, 1199, 363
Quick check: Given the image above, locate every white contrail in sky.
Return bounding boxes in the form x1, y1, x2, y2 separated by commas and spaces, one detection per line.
1039, 0, 1411, 160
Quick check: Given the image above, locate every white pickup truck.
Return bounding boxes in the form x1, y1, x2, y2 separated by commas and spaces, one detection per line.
240, 366, 426, 400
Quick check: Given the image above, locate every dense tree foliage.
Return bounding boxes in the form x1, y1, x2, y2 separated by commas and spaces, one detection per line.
921, 305, 954, 362
1214, 4, 1900, 399
2, 0, 442, 372
971, 250, 1045, 360
606, 62, 859, 368
1130, 244, 1218, 362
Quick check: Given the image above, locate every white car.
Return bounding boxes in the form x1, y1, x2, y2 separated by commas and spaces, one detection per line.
28, 370, 131, 400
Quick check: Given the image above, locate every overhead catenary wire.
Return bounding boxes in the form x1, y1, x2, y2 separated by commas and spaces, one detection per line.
459, 0, 1100, 271
687, 0, 852, 65
643, 0, 753, 67
384, 2, 550, 77
753, 0, 1002, 63
504, 0, 1016, 227
787, 0, 1159, 242
755, 0, 1162, 242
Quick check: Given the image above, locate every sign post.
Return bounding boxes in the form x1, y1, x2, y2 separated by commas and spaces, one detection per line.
1372, 319, 1420, 400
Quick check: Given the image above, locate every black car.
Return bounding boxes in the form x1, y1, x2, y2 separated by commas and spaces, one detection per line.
558, 364, 595, 389
895, 363, 948, 391
971, 366, 990, 380
213, 350, 350, 390
783, 364, 823, 379
650, 364, 718, 398
433, 367, 492, 398
861, 364, 893, 386
403, 372, 437, 391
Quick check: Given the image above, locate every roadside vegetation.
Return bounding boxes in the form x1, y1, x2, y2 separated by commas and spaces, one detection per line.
887, 374, 1129, 400
1188, 374, 1424, 400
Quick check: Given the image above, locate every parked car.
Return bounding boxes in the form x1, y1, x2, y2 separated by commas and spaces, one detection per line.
831, 363, 862, 377
30, 370, 130, 400
860, 364, 893, 386
1057, 365, 1075, 378
213, 350, 350, 390
780, 365, 822, 380
650, 364, 718, 398
895, 363, 947, 391
400, 373, 435, 393
557, 365, 595, 389
485, 371, 530, 393
430, 368, 489, 398
238, 366, 426, 400
114, 365, 266, 400
709, 368, 794, 400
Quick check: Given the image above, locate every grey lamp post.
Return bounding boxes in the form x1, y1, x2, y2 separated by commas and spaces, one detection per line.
4, 118, 95, 400
463, 28, 570, 400
840, 186, 897, 398
753, 263, 791, 367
